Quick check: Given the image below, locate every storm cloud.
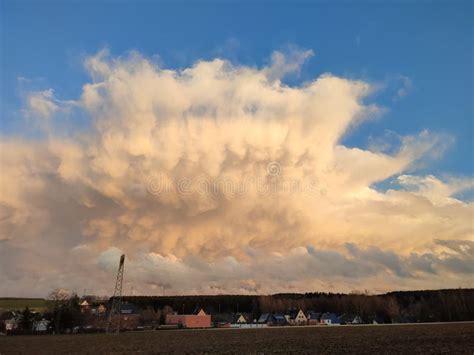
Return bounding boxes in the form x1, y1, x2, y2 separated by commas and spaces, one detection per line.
0, 49, 472, 296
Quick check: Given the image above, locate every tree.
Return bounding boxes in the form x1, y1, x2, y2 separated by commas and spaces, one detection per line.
385, 296, 400, 322
48, 289, 70, 334
19, 307, 33, 333
160, 305, 174, 324
47, 289, 83, 333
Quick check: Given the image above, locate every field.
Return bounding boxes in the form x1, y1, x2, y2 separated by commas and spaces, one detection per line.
1, 323, 474, 354
0, 298, 47, 312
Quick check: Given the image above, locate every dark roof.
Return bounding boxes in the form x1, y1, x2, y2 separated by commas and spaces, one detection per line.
0, 311, 15, 320
339, 314, 362, 323
120, 303, 139, 314
273, 314, 287, 322
213, 313, 234, 323
307, 311, 321, 320
287, 309, 298, 319
257, 313, 271, 323
321, 312, 340, 323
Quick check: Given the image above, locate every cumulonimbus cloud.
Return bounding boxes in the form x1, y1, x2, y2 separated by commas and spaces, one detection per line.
0, 48, 472, 296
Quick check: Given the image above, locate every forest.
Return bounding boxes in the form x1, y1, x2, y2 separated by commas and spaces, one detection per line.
121, 288, 474, 323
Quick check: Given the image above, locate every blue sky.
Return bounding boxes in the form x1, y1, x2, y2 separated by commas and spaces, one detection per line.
1, 0, 472, 177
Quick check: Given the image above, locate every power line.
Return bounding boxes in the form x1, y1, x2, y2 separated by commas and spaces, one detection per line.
106, 254, 125, 334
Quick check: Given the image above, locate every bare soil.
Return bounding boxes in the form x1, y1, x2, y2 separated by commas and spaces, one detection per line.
1, 322, 473, 354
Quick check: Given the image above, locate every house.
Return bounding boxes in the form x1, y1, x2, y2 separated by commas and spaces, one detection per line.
372, 315, 385, 325
307, 311, 321, 325
340, 314, 363, 324
233, 313, 248, 324
2, 311, 22, 332
229, 313, 259, 328
106, 312, 140, 331
33, 319, 50, 332
166, 308, 211, 328
80, 300, 90, 313
257, 313, 287, 326
1, 312, 14, 331
273, 314, 287, 326
97, 304, 107, 315
288, 309, 307, 325
257, 313, 274, 324
212, 312, 234, 327
120, 303, 139, 315
91, 303, 107, 316
320, 313, 341, 325
118, 303, 141, 329
4, 318, 19, 332
106, 303, 141, 330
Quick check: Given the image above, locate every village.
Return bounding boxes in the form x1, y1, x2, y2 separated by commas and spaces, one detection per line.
2, 287, 472, 336
1, 297, 373, 335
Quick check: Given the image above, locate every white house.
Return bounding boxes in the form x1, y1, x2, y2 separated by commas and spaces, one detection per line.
33, 319, 50, 332
288, 309, 307, 325
234, 314, 247, 324
320, 313, 341, 325
4, 318, 19, 331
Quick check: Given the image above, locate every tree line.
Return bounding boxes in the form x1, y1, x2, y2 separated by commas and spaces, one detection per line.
2, 288, 472, 334
123, 288, 474, 323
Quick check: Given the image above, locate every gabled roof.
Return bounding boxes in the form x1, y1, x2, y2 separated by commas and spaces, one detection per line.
287, 308, 298, 319
233, 313, 247, 323
321, 312, 340, 323
273, 314, 287, 322
288, 309, 306, 320
307, 311, 321, 320
257, 313, 272, 323
193, 308, 207, 316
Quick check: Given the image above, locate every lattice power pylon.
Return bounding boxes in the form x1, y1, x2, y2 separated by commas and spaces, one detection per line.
106, 254, 125, 333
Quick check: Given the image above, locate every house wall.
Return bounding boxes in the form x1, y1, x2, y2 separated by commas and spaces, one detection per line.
166, 314, 211, 328
33, 321, 49, 332
294, 311, 307, 325
108, 314, 140, 330
236, 319, 245, 324
5, 320, 17, 331
184, 315, 211, 328
230, 323, 267, 328
166, 314, 185, 326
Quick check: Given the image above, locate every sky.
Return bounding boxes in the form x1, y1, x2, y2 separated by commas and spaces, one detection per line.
0, 0, 473, 297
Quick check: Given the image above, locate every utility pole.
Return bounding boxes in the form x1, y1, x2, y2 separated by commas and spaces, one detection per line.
106, 254, 125, 333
